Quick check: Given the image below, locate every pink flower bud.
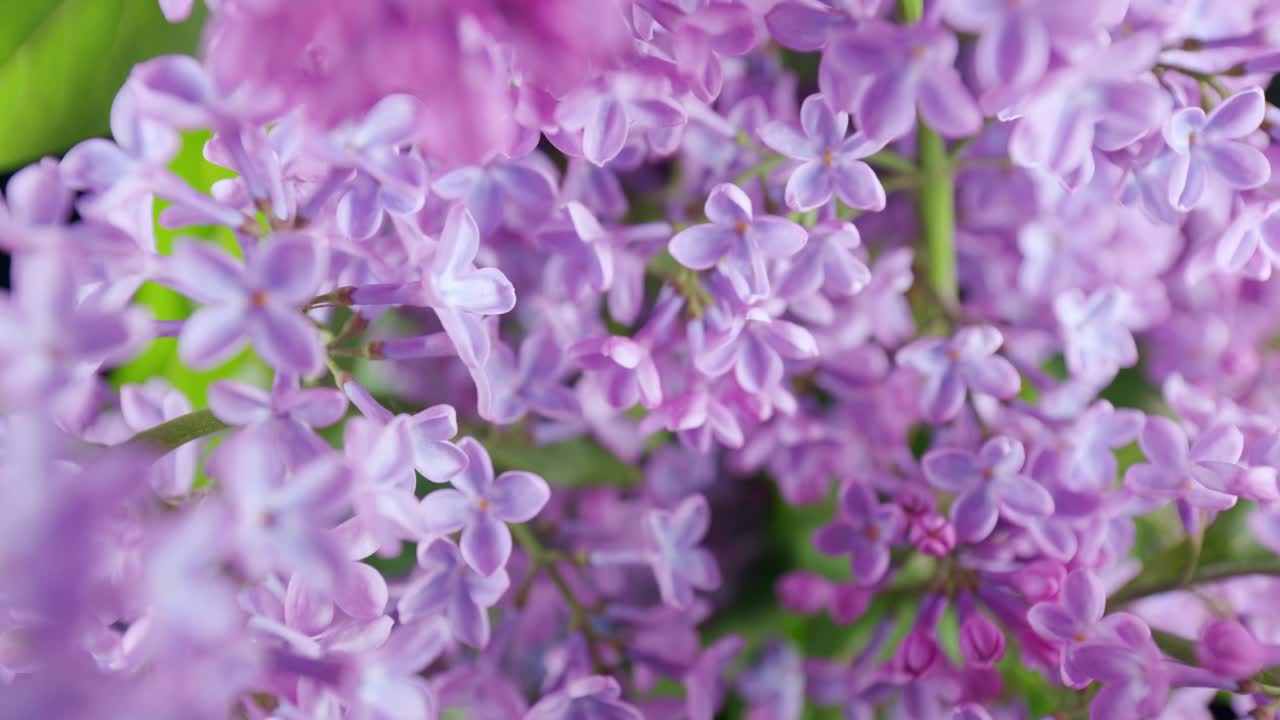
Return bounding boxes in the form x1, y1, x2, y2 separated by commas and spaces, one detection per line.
1197, 619, 1265, 679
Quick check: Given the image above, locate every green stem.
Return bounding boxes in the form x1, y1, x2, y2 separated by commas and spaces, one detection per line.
898, 0, 923, 22
1110, 556, 1280, 605
125, 409, 229, 454
1151, 629, 1198, 665
511, 523, 611, 674
865, 150, 918, 175
915, 122, 959, 311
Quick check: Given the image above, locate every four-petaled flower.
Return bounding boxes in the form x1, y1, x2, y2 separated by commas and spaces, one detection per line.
646, 493, 722, 608
168, 235, 326, 374
1164, 88, 1271, 212
397, 538, 509, 648
813, 482, 904, 586
420, 437, 551, 576
1124, 417, 1241, 511
668, 183, 807, 301
896, 325, 1021, 423
922, 436, 1054, 543
758, 94, 886, 212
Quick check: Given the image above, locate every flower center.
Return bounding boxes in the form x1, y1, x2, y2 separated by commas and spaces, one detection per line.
734, 220, 749, 233
822, 149, 834, 167
910, 46, 926, 60
477, 497, 492, 512
250, 290, 270, 307
866, 525, 880, 541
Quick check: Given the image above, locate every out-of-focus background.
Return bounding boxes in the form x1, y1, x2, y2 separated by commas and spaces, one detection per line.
0, 1, 203, 172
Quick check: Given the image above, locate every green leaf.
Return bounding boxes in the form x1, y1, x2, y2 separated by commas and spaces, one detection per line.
0, 0, 205, 170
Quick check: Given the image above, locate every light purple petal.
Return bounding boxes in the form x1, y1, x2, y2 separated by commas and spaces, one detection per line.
461, 511, 512, 576
951, 488, 999, 542
420, 489, 470, 535
1190, 424, 1244, 464
800, 93, 847, 148
1168, 152, 1207, 211
784, 162, 834, 211
178, 305, 248, 368
960, 355, 1021, 399
669, 224, 737, 270
250, 306, 323, 375
747, 216, 807, 258
832, 159, 886, 211
584, 96, 628, 166
919, 68, 983, 138
704, 183, 754, 226
1205, 88, 1266, 139
859, 71, 917, 142
208, 381, 272, 425
1205, 142, 1271, 189
1139, 416, 1188, 468
488, 471, 550, 523
1026, 603, 1081, 643
1164, 107, 1207, 154
759, 122, 820, 161
170, 240, 246, 304
250, 236, 322, 304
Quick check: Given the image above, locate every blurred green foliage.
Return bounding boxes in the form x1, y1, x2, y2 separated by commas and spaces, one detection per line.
0, 0, 205, 171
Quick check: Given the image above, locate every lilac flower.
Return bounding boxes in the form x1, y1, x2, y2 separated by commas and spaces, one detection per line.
342, 379, 468, 483
1026, 569, 1149, 687
824, 20, 982, 141
1124, 418, 1241, 511
0, 158, 73, 253
339, 416, 423, 557
311, 94, 429, 239
668, 183, 807, 301
942, 0, 1114, 111
119, 379, 197, 497
213, 433, 352, 592
1209, 201, 1280, 280
764, 1, 867, 51
1164, 89, 1271, 212
958, 611, 1005, 668
423, 205, 518, 368
525, 676, 643, 720
758, 94, 886, 212
207, 374, 346, 469
432, 155, 558, 237
0, 256, 142, 411
166, 235, 326, 374
895, 325, 1021, 423
696, 303, 819, 394
1007, 35, 1170, 187
1053, 287, 1138, 382
922, 436, 1053, 543
571, 336, 664, 410
419, 437, 550, 576
777, 220, 871, 303
1061, 401, 1145, 492
813, 482, 903, 586
350, 205, 517, 368
473, 329, 581, 425
552, 75, 687, 167
685, 635, 744, 720
1196, 619, 1265, 679
537, 202, 616, 298
645, 493, 721, 608
397, 538, 509, 648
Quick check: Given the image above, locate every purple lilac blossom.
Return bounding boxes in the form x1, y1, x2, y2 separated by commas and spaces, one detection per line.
15, 1, 1280, 718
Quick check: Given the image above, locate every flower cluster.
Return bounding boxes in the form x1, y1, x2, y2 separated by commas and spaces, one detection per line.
8, 0, 1280, 718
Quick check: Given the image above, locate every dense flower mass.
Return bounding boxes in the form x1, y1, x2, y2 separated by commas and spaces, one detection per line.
12, 0, 1280, 718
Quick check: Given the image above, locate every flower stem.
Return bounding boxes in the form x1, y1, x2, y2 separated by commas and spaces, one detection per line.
511, 523, 611, 674
124, 409, 229, 454
915, 123, 959, 312
1110, 555, 1280, 605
